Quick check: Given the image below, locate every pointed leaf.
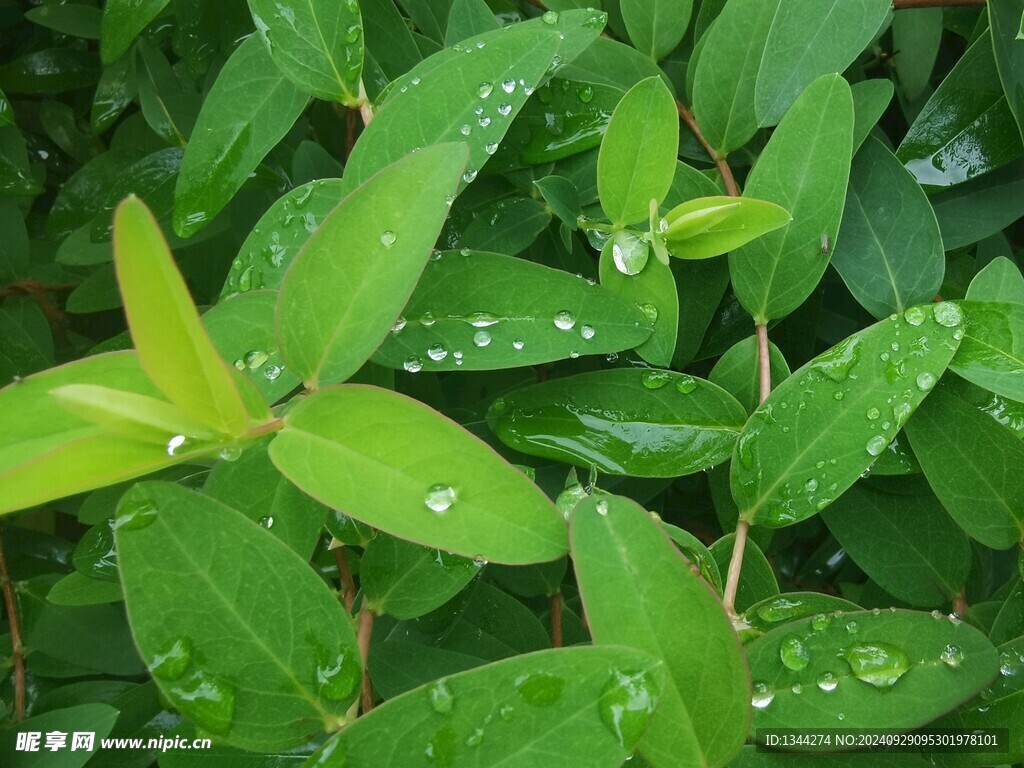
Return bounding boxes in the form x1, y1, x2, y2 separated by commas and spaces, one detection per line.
949, 301, 1024, 401
966, 257, 1024, 303
709, 533, 779, 613
851, 79, 894, 152
269, 386, 567, 565
663, 195, 792, 259
101, 0, 171, 64
621, 0, 693, 61
276, 143, 468, 388
709, 335, 791, 415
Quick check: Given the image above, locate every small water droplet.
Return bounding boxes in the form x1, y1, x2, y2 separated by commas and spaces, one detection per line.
676, 375, 697, 394
501, 78, 516, 94
751, 682, 774, 709
916, 371, 936, 391
805, 478, 819, 492
553, 310, 576, 330
465, 729, 484, 747
244, 349, 269, 369
428, 679, 454, 713
580, 325, 595, 340
233, 359, 245, 371
219, 445, 242, 461
811, 613, 831, 631
473, 330, 491, 347
866, 435, 888, 456
904, 306, 926, 327
596, 499, 609, 516
460, 124, 472, 136
463, 169, 478, 183
866, 407, 880, 420
264, 364, 283, 381
641, 370, 671, 389
485, 142, 499, 155
579, 84, 594, 103
498, 103, 512, 116
425, 484, 456, 513
846, 620, 859, 634
932, 302, 963, 328
512, 339, 524, 350
640, 303, 659, 323
478, 82, 493, 98
150, 636, 192, 681
515, 672, 564, 707
258, 515, 274, 529
478, 116, 491, 127
817, 672, 838, 692
428, 343, 448, 361
499, 704, 514, 721
941, 644, 963, 668
381, 230, 397, 247
780, 635, 811, 671
114, 495, 159, 531
404, 356, 423, 373
791, 683, 803, 694
542, 9, 559, 23
844, 642, 911, 689
391, 316, 407, 333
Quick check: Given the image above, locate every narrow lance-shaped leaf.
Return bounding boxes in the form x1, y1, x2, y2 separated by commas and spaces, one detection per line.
115, 482, 361, 751
269, 385, 568, 565
114, 197, 249, 436
276, 143, 468, 388
572, 495, 749, 767
248, 0, 363, 104
731, 303, 965, 527
949, 301, 1024, 401
662, 195, 791, 260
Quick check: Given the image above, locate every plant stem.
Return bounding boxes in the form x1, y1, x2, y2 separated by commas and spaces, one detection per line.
0, 530, 25, 721
357, 608, 374, 714
550, 592, 563, 648
357, 81, 374, 127
893, 0, 984, 8
756, 323, 771, 404
953, 588, 967, 617
334, 546, 356, 613
676, 101, 740, 197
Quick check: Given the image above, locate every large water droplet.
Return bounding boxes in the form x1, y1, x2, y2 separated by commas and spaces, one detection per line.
380, 231, 397, 247
780, 635, 811, 671
810, 336, 862, 383
811, 613, 831, 631
675, 375, 697, 394
501, 78, 516, 94
404, 356, 423, 373
473, 330, 491, 347
244, 349, 269, 369
580, 325, 595, 340
485, 142, 498, 155
751, 682, 774, 709
597, 669, 659, 749
805, 478, 819, 492
817, 672, 838, 692
463, 169, 478, 184
611, 231, 649, 276
916, 371, 936, 391
542, 9, 559, 23
427, 343, 448, 361
478, 82, 493, 98
150, 636, 192, 681
866, 435, 888, 456
264, 364, 283, 381
553, 310, 576, 330
315, 646, 360, 701
428, 678, 454, 713
165, 669, 235, 735
515, 672, 564, 707
425, 484, 456, 513
932, 302, 963, 328
640, 303, 659, 323
114, 496, 159, 531
755, 597, 806, 623
941, 644, 963, 668
497, 103, 512, 116
844, 642, 911, 689
391, 316, 407, 334
641, 370, 671, 389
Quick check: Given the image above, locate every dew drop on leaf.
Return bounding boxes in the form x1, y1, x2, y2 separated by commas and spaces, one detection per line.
844, 642, 911, 689
866, 407, 880, 420
258, 515, 274, 529
811, 613, 831, 631
597, 669, 660, 748
675, 375, 697, 394
463, 169, 478, 183
751, 682, 774, 709
498, 103, 512, 116
427, 678, 454, 713
512, 339, 524, 350
164, 669, 236, 735
473, 330, 491, 347
380, 230, 397, 247
941, 644, 963, 667
501, 78, 515, 94
640, 370, 671, 389
542, 9, 559, 23
424, 484, 456, 513
932, 301, 963, 328
404, 356, 423, 373
515, 672, 564, 707
465, 728, 484, 747
916, 371, 936, 391
611, 231, 649, 276
581, 324, 595, 340
150, 636, 192, 681
779, 635, 811, 671
816, 672, 838, 692
640, 303, 659, 323
391, 316, 407, 333
596, 499, 609, 516
553, 310, 576, 330
865, 435, 888, 456
427, 343, 448, 361
264, 364, 283, 381
478, 82, 493, 98
114, 497, 159, 531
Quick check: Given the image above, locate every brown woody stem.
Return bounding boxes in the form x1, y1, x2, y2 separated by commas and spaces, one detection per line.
676, 101, 740, 197
0, 530, 25, 721
357, 608, 374, 714
550, 592, 563, 648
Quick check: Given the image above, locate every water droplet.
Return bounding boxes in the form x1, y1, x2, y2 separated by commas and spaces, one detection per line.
411, 76, 421, 86
597, 669, 659, 748
478, 82, 493, 98
499, 704, 514, 721
553, 310, 576, 330
498, 103, 512, 116
866, 407, 880, 420
381, 230, 397, 247
817, 672, 838, 692
315, 645, 361, 701
425, 484, 456, 513
167, 434, 189, 457
165, 669, 235, 735
811, 613, 831, 631
114, 496, 159, 531
846, 621, 859, 634
463, 169, 478, 183
264, 364, 283, 381
428, 679, 454, 713
501, 78, 516, 94
542, 9, 559, 23
941, 644, 963, 668
1000, 652, 1021, 677
233, 359, 245, 370
580, 325, 595, 340
916, 371, 936, 391
932, 302, 963, 328
512, 339, 524, 350
810, 336, 862, 383
478, 116, 491, 128
755, 597, 806, 623
515, 672, 564, 707
428, 343, 449, 361
676, 375, 697, 394
484, 142, 499, 155
219, 445, 242, 462
596, 499, 609, 516
465, 729, 484, 747
404, 356, 423, 373
258, 515, 274, 529
460, 124, 472, 136
833, 391, 845, 401
611, 231, 649, 276
244, 350, 269, 370
150, 637, 192, 681
844, 642, 911, 689
579, 85, 594, 103
391, 316, 407, 333
780, 635, 811, 671
866, 435, 888, 456
640, 303, 658, 323
805, 478, 819, 492
641, 370, 671, 389
751, 682, 774, 709
791, 683, 803, 694
473, 330, 491, 347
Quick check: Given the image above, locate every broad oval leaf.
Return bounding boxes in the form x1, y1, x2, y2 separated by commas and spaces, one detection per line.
372, 249, 653, 372
249, 0, 362, 104
729, 74, 854, 324
269, 385, 567, 565
572, 494, 749, 767
308, 646, 665, 768
277, 143, 468, 388
114, 197, 249, 436
622, 0, 692, 61
115, 481, 361, 750
709, 334, 791, 415
949, 301, 1024, 401
663, 195, 791, 260
598, 76, 678, 227
487, 369, 747, 477
0, 704, 119, 767
745, 610, 998, 732
830, 137, 945, 319
732, 304, 964, 527
173, 35, 309, 237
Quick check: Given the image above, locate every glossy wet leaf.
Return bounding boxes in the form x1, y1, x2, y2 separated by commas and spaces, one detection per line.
729, 74, 854, 324
745, 610, 998, 732
91, 53, 135, 134
101, 0, 171, 64
572, 494, 748, 767
949, 301, 1024, 401
821, 483, 971, 607
755, 0, 890, 127
0, 49, 101, 94
732, 305, 964, 527
134, 40, 198, 146
663, 195, 792, 260
92, 147, 183, 241
173, 35, 309, 237
114, 197, 249, 436
308, 646, 664, 767
372, 249, 652, 372
115, 481, 360, 750
621, 0, 692, 61
905, 387, 1024, 549
967, 257, 1024, 303
488, 369, 747, 477
897, 34, 1024, 187
249, 0, 362, 103
0, 88, 12, 127
269, 386, 567, 564
459, 197, 551, 256
742, 593, 861, 636
931, 159, 1024, 249
989, 0, 1024, 142
830, 137, 945, 319
277, 144, 467, 388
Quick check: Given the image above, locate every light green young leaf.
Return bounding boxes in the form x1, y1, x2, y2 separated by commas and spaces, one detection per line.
372, 249, 653, 372
572, 495, 748, 767
598, 76, 678, 227
949, 301, 1024, 401
248, 0, 362, 104
966, 257, 1024, 303
308, 646, 665, 768
269, 385, 567, 564
101, 0, 170, 64
277, 143, 467, 388
731, 304, 964, 527
729, 74, 854, 324
114, 197, 249, 436
663, 195, 791, 259
621, 0, 693, 61
116, 482, 360, 750
173, 35, 309, 237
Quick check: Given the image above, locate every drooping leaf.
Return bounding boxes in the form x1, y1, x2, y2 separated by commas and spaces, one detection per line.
891, 7, 943, 103
571, 495, 748, 767
115, 481, 361, 750
277, 143, 468, 388
488, 369, 747, 477
269, 386, 568, 564
731, 303, 964, 527
372, 249, 653, 372
662, 195, 791, 260
949, 301, 1024, 401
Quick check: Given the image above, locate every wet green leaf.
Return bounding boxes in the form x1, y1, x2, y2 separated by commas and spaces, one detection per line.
949, 301, 1024, 401
48, 571, 124, 606
572, 495, 748, 767
732, 304, 964, 527
116, 481, 360, 750
460, 197, 551, 255
931, 159, 1024, 249
26, 4, 102, 40
989, 0, 1024, 142
967, 257, 1024, 303
621, 0, 692, 61
91, 53, 135, 134
0, 49, 101, 94
277, 144, 467, 388
0, 87, 12, 127
372, 249, 652, 372
742, 593, 862, 636
663, 195, 791, 259
101, 0, 171, 64
270, 385, 567, 564
445, 0, 500, 45
488, 369, 747, 477
133, 41, 198, 147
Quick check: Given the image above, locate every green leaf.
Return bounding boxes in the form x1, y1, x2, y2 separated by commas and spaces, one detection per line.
989, 0, 1024, 143
101, 0, 170, 64
26, 4, 101, 39
663, 195, 791, 259
745, 610, 998, 732
709, 533, 779, 613
891, 7, 943, 102
830, 137, 945, 319
92, 53, 135, 134
92, 147, 183, 241
361, 535, 481, 619
487, 369, 747, 477
173, 35, 309, 237
731, 304, 965, 527
248, 0, 362, 104
571, 495, 748, 767
742, 593, 861, 636
0, 87, 12, 127
821, 482, 971, 607
445, 0, 501, 46
905, 387, 1024, 549
691, 0, 779, 155
897, 33, 1024, 187
850, 79, 894, 153
949, 301, 1024, 401
558, 35, 667, 92
931, 159, 1024, 249
598, 76, 677, 227
134, 41, 198, 146
372, 249, 653, 372
754, 0, 890, 127
309, 646, 665, 767
114, 196, 250, 436
729, 74, 854, 324
709, 334, 791, 415
115, 481, 360, 750
269, 386, 567, 564
621, 0, 693, 61
0, 704, 119, 768
459, 197, 551, 255
277, 143, 467, 388
967, 256, 1024, 303
47, 571, 124, 606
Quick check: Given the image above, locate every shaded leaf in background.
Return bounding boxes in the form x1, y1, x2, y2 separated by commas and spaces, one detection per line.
949, 301, 1024, 401
101, 0, 171, 64
621, 0, 693, 61
967, 257, 1024, 303
989, 0, 1024, 143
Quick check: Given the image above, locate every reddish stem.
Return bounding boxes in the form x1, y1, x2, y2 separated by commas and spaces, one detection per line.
550, 592, 563, 648
334, 547, 356, 613
676, 101, 740, 197
0, 531, 25, 721
357, 608, 374, 714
